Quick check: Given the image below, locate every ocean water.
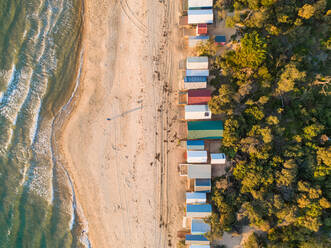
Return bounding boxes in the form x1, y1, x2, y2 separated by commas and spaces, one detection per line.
0, 0, 89, 247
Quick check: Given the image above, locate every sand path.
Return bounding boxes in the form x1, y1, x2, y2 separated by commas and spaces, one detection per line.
60, 0, 185, 247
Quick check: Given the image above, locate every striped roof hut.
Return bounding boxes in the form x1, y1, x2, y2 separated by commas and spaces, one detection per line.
194, 178, 211, 192
186, 204, 212, 218
187, 150, 208, 163
187, 120, 224, 140
186, 192, 206, 204
188, 89, 211, 105
185, 234, 210, 245
187, 140, 205, 150
188, 9, 213, 24
185, 105, 211, 120
186, 69, 209, 77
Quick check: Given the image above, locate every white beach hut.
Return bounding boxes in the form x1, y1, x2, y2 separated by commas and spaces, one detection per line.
187, 150, 208, 163
210, 153, 226, 164
184, 81, 207, 90
186, 69, 209, 77
186, 192, 206, 204
188, 0, 213, 9
188, 9, 213, 24
187, 164, 211, 179
185, 105, 211, 120
186, 57, 209, 70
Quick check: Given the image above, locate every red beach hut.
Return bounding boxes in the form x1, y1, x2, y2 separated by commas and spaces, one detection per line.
196, 24, 208, 35
188, 89, 212, 105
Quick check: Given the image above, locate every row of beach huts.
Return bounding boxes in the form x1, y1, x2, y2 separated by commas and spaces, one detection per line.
181, 0, 227, 49
178, 1, 227, 247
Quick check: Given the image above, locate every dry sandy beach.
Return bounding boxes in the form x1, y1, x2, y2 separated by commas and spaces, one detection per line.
60, 0, 186, 247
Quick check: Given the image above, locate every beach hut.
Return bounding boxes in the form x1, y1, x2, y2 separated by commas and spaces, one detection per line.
195, 179, 211, 192
188, 36, 209, 47
186, 204, 212, 218
185, 235, 210, 245
187, 164, 211, 179
187, 140, 205, 150
184, 76, 208, 89
188, 9, 213, 24
186, 235, 210, 245
184, 76, 208, 84
184, 81, 207, 90
191, 219, 210, 234
185, 105, 211, 120
196, 24, 208, 35
187, 120, 224, 140
187, 150, 208, 163
188, 89, 211, 105
188, 0, 213, 9
186, 69, 209, 77
211, 153, 226, 164
215, 35, 226, 45
186, 192, 206, 204
186, 57, 208, 70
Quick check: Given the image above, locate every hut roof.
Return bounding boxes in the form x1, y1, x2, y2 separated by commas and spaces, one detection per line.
211, 153, 226, 159
187, 121, 224, 139
186, 69, 209, 77
195, 179, 211, 187
188, 0, 213, 9
187, 150, 208, 163
186, 192, 206, 200
188, 89, 211, 105
188, 164, 211, 179
184, 76, 208, 83
191, 219, 210, 234
187, 204, 212, 213
188, 9, 213, 24
187, 140, 205, 150
215, 35, 226, 43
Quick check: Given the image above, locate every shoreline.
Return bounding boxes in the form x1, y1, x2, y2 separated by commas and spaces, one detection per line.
54, 0, 120, 246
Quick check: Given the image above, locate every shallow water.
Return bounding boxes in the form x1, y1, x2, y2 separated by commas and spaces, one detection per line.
0, 0, 87, 247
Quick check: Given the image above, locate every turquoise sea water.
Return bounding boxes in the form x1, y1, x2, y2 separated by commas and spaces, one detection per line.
0, 0, 89, 247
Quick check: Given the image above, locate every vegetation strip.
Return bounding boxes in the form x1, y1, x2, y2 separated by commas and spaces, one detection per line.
206, 1, 331, 247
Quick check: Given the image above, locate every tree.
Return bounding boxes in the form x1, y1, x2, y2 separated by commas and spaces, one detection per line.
209, 84, 235, 115
266, 116, 279, 125
243, 232, 263, 248
196, 39, 216, 57
298, 4, 315, 19
303, 124, 324, 140
208, 0, 330, 246
233, 32, 267, 69
276, 63, 306, 94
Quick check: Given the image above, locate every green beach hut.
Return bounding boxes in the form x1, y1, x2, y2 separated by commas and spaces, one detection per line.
187, 120, 223, 140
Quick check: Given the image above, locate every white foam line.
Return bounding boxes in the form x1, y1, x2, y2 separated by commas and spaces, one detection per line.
30, 100, 42, 145
0, 64, 16, 104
